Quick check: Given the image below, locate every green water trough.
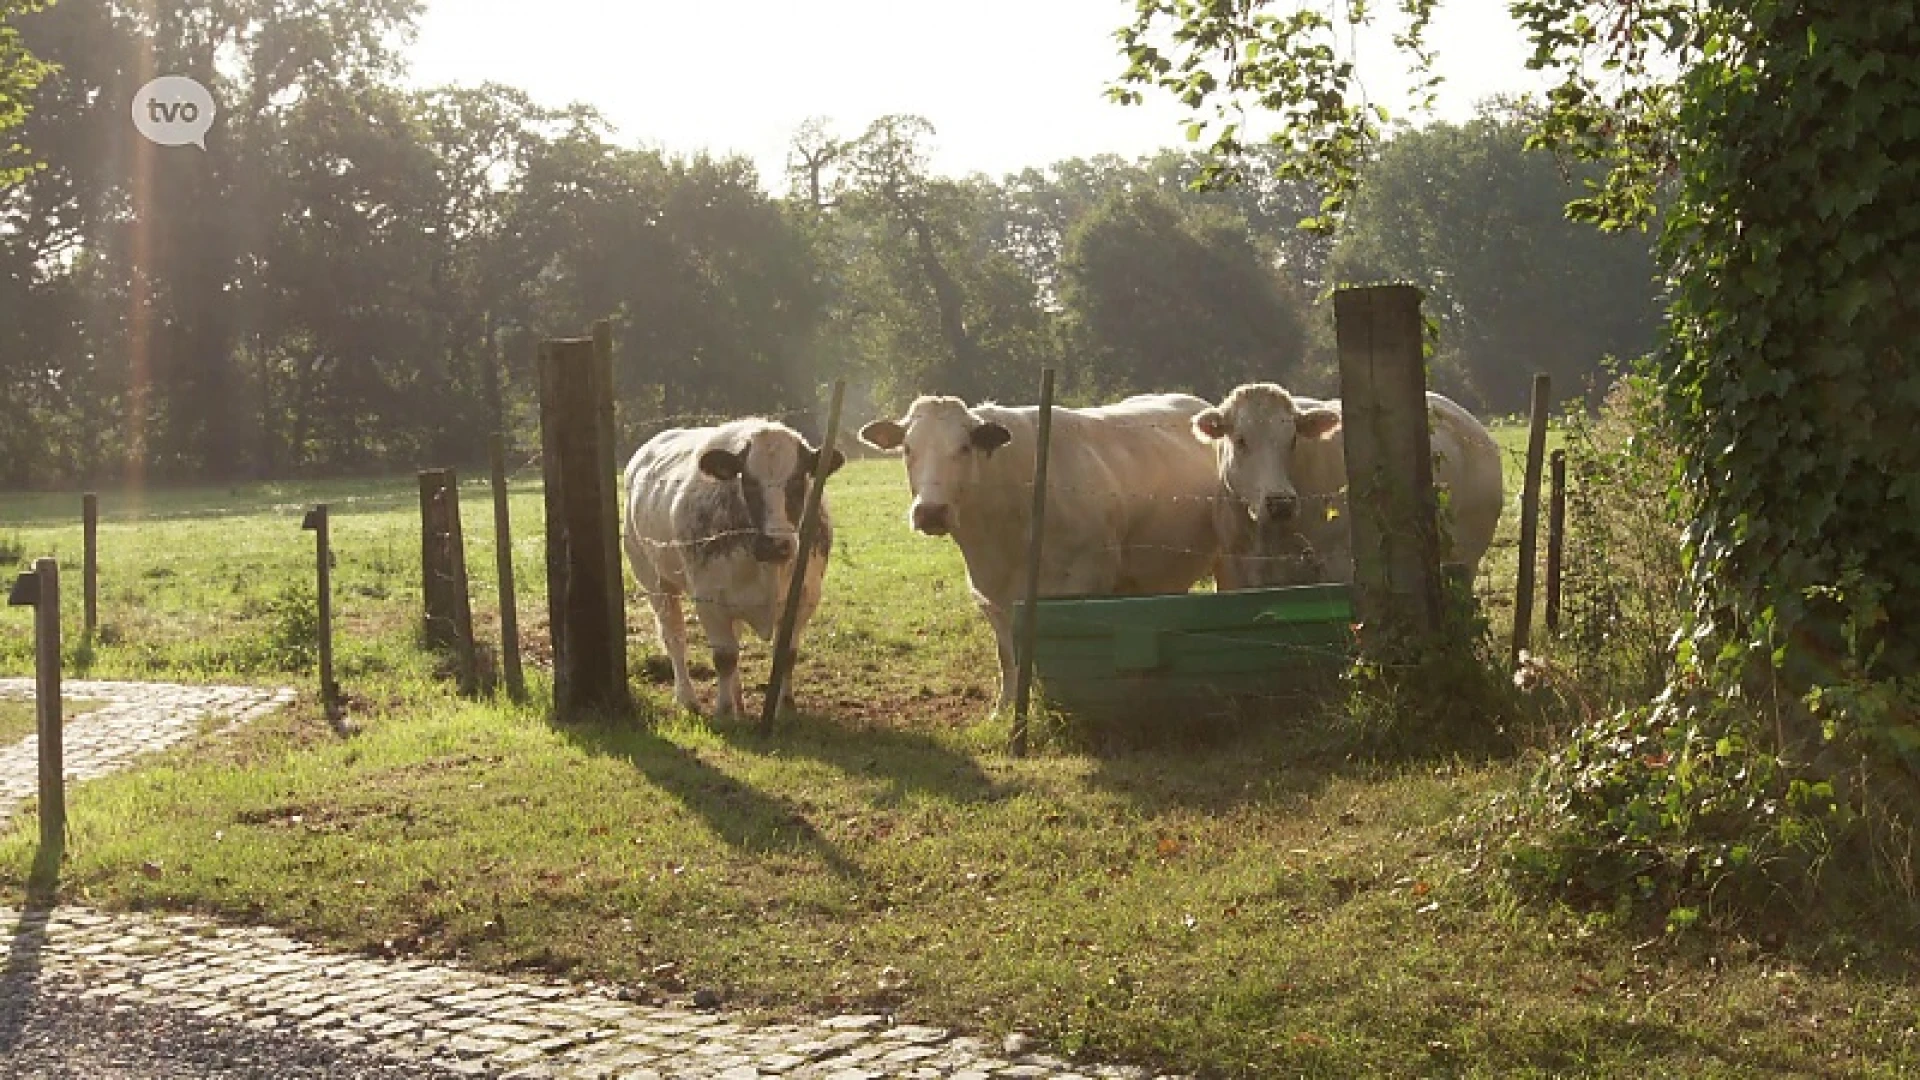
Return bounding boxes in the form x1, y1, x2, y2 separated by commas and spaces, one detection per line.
1019, 582, 1357, 717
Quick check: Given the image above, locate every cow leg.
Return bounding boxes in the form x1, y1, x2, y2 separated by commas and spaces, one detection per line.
778, 621, 805, 714
696, 601, 747, 720
982, 603, 1016, 714
647, 590, 700, 713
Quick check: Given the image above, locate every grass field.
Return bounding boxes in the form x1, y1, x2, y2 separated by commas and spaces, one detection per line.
3, 430, 1915, 1078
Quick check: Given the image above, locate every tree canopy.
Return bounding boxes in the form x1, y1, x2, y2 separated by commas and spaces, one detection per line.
3, 0, 1663, 487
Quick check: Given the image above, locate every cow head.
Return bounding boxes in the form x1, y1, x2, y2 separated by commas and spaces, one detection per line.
1193, 383, 1343, 535
858, 396, 1011, 537
698, 423, 845, 564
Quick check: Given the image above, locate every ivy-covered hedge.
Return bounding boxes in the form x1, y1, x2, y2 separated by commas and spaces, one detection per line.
1658, 3, 1920, 764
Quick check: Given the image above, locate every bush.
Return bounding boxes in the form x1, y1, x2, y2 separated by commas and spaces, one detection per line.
1340, 569, 1521, 760
1483, 376, 1920, 933
1554, 374, 1687, 707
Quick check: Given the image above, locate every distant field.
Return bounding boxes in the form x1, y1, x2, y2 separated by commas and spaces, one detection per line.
11, 425, 1907, 1080
0, 420, 1553, 693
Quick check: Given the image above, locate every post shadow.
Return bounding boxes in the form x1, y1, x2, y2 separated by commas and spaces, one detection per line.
554, 712, 867, 882
0, 895, 55, 1053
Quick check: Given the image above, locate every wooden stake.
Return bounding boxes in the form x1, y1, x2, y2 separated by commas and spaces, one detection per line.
592, 320, 629, 701
490, 433, 526, 702
1546, 447, 1567, 635
10, 559, 64, 852
761, 381, 846, 734
1010, 367, 1057, 758
1335, 286, 1443, 650
302, 505, 339, 725
82, 492, 98, 638
1513, 373, 1552, 666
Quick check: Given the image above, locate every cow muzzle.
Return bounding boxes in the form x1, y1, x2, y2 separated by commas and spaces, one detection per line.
753, 533, 797, 564
911, 502, 952, 536
1262, 493, 1300, 523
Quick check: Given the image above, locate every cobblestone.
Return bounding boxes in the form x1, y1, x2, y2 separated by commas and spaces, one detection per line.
0, 680, 1187, 1078
0, 678, 296, 827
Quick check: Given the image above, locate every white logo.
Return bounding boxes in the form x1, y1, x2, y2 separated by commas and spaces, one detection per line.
132, 76, 216, 149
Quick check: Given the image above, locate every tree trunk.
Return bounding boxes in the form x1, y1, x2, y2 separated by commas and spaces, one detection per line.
905, 214, 982, 400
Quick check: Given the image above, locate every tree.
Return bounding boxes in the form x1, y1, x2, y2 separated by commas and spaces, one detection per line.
1329, 107, 1661, 412
1059, 186, 1311, 401
801, 116, 1061, 407
0, 0, 50, 186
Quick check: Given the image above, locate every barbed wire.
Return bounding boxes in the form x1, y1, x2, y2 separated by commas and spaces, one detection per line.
6, 401, 1561, 706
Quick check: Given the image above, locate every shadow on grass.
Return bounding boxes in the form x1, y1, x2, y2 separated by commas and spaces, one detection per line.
714, 707, 1008, 809
1022, 686, 1362, 815
1474, 1010, 1801, 1076
554, 707, 867, 882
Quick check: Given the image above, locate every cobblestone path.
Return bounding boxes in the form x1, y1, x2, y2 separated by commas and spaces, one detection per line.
0, 681, 1176, 1079
0, 679, 296, 828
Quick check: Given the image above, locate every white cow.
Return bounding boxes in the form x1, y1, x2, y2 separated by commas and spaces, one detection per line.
1193, 383, 1505, 587
623, 419, 844, 719
858, 393, 1227, 710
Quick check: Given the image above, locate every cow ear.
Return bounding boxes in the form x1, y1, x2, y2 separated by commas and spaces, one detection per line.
698, 447, 745, 480
1298, 408, 1343, 440
1193, 408, 1230, 441
859, 419, 905, 451
969, 422, 1012, 452
802, 445, 848, 478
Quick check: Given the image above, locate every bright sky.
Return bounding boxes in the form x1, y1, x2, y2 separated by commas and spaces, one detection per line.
404, 0, 1553, 190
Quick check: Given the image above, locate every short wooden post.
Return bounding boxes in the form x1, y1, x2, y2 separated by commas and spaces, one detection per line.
540, 337, 631, 718
9, 558, 63, 852
419, 468, 478, 693
1512, 373, 1552, 665
1010, 367, 1057, 758
489, 434, 526, 702
419, 470, 451, 646
1545, 448, 1567, 635
761, 380, 847, 734
592, 319, 629, 699
82, 492, 98, 638
1335, 286, 1443, 649
301, 505, 340, 722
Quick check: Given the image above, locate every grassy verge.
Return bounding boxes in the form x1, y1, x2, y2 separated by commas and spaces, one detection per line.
5, 693, 1913, 1077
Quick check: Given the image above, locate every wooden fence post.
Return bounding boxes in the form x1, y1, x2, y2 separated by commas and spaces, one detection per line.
1546, 448, 1567, 635
540, 337, 631, 719
1512, 373, 1552, 666
761, 380, 847, 734
82, 492, 98, 638
1334, 286, 1443, 649
1010, 367, 1057, 758
489, 433, 526, 702
418, 468, 478, 693
301, 504, 340, 723
8, 558, 63, 853
592, 320, 629, 699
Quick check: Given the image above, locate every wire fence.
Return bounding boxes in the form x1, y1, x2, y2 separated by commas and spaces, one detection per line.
7, 396, 1591, 722
587, 401, 1562, 719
